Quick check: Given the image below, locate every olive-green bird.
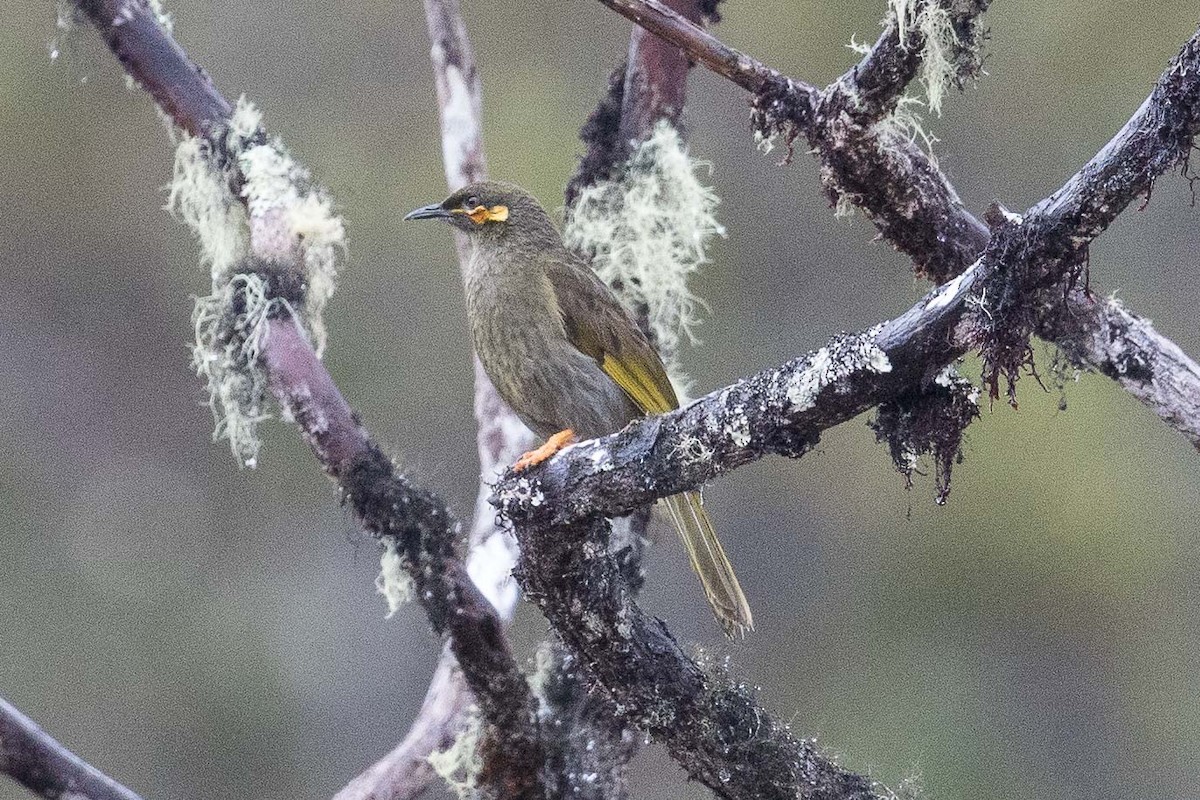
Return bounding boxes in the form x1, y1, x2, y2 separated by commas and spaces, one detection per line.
405, 180, 753, 637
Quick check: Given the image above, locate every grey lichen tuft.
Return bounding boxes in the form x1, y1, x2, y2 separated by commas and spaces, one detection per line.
375, 538, 414, 617
889, 0, 988, 116
167, 97, 345, 466
870, 363, 980, 504
564, 121, 725, 371
877, 95, 939, 161
427, 710, 483, 800
190, 273, 280, 467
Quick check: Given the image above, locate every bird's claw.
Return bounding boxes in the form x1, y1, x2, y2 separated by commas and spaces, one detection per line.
513, 429, 577, 472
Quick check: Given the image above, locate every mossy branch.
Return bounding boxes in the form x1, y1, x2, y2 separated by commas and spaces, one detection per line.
595, 0, 1200, 448
494, 47, 1200, 780
74, 3, 546, 798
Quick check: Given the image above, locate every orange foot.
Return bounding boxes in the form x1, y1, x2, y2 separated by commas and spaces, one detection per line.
513, 429, 577, 472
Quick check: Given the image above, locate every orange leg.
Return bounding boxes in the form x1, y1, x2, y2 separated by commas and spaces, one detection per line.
513, 429, 577, 472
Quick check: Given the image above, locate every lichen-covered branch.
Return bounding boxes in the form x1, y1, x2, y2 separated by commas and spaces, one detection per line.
0, 697, 144, 800
493, 260, 982, 800
595, 0, 1200, 448
494, 39, 1200, 784
75, 3, 545, 798
837, 0, 989, 124
264, 319, 544, 800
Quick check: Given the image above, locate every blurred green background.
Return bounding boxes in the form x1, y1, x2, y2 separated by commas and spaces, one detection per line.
2, 2, 1199, 799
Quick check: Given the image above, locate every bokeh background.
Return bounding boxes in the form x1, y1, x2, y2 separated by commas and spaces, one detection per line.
2, 2, 1199, 798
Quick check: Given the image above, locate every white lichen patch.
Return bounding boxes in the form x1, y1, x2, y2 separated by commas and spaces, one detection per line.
190, 273, 281, 467
374, 539, 413, 618
833, 190, 859, 219
935, 363, 981, 404
232, 99, 344, 354
846, 33, 873, 56
674, 432, 715, 466
167, 97, 344, 466
465, 528, 519, 615
564, 121, 725, 363
726, 412, 751, 448
428, 710, 483, 800
753, 128, 777, 154
146, 0, 174, 32
787, 328, 892, 412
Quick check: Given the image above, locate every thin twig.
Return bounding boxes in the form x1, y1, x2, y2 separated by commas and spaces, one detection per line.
0, 697, 144, 800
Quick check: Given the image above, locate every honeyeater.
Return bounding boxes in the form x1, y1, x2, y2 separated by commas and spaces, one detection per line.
405, 180, 753, 637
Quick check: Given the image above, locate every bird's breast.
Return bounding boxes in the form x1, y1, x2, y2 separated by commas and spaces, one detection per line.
463, 262, 633, 440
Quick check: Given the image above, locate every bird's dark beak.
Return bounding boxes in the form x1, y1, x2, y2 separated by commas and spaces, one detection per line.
404, 203, 451, 222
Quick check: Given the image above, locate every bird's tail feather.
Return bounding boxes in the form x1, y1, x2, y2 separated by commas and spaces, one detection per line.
663, 491, 754, 638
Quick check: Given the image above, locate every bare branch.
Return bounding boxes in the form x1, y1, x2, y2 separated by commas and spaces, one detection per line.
74, 3, 545, 797
617, 0, 704, 149
1039, 293, 1200, 449
596, 0, 1200, 447
76, 0, 230, 136
0, 697, 143, 800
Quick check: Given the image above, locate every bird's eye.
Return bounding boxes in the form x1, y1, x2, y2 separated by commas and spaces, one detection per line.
465, 195, 480, 208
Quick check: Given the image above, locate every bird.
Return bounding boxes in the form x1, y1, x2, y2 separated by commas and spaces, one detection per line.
405, 180, 753, 637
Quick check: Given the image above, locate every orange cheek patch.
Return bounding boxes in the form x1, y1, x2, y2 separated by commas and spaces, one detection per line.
466, 205, 509, 224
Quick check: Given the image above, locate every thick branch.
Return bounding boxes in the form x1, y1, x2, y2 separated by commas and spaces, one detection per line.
76, 3, 545, 797
76, 0, 230, 136
495, 31, 1200, 789
516, 516, 882, 800
0, 697, 143, 800
493, 249, 982, 800
497, 269, 976, 526
596, 0, 1200, 447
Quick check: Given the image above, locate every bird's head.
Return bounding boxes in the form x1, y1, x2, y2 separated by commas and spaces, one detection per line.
403, 180, 557, 245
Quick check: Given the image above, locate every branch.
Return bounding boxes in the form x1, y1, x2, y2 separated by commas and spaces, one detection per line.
596, 0, 1200, 448
331, 3, 540, 797
0, 697, 143, 800
617, 0, 710, 148
75, 2, 545, 797
836, 0, 989, 124
567, 0, 718, 203
494, 26, 1200, 793
264, 321, 544, 800
332, 651, 471, 800
547, 4, 726, 796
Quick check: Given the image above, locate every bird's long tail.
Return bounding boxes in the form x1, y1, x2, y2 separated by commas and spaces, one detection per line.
663, 491, 754, 638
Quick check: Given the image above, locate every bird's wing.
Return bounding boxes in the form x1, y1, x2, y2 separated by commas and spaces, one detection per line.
547, 257, 679, 415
